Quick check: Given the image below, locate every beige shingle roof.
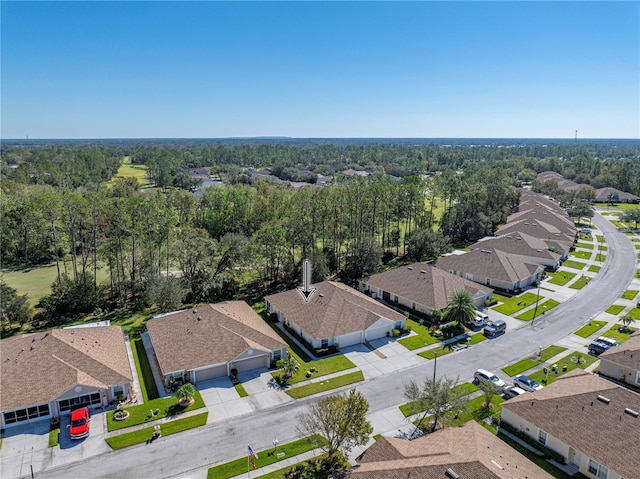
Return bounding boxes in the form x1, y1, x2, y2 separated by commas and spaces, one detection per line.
502, 369, 640, 478
472, 232, 561, 263
1, 326, 132, 411
599, 329, 640, 370
436, 249, 542, 284
265, 281, 405, 340
361, 263, 491, 311
350, 421, 552, 478
496, 220, 574, 249
147, 301, 286, 375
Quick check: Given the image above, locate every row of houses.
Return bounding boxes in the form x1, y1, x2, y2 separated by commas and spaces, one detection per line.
537, 171, 640, 203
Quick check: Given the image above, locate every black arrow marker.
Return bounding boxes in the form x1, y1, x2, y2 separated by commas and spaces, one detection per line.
297, 259, 316, 303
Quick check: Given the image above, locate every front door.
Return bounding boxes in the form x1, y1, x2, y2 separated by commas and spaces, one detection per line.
569, 448, 581, 468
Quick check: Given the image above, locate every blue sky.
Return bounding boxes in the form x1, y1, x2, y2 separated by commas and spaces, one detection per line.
1, 1, 638, 139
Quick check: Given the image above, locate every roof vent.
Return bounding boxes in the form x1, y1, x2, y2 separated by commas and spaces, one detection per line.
490, 460, 504, 470
197, 316, 203, 321
597, 395, 611, 404
420, 270, 427, 274
32, 337, 37, 342
407, 266, 413, 270
445, 468, 460, 479
624, 408, 638, 418
30, 345, 35, 351
193, 309, 197, 314
319, 293, 325, 298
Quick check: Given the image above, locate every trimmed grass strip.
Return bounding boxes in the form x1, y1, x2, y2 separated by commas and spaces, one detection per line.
132, 338, 159, 401
605, 305, 625, 315
602, 324, 638, 343
569, 275, 591, 290
529, 353, 598, 386
515, 299, 560, 321
588, 265, 601, 273
571, 250, 591, 260
48, 425, 60, 447
561, 259, 586, 270
502, 345, 566, 376
622, 290, 639, 300
573, 320, 607, 338
492, 292, 541, 315
573, 242, 593, 250
106, 413, 208, 450
546, 271, 576, 286
286, 371, 364, 399
206, 436, 326, 479
235, 384, 248, 397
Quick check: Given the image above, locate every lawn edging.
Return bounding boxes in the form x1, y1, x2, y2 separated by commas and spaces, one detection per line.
286, 371, 364, 399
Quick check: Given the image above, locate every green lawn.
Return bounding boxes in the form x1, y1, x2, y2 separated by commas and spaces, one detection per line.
131, 338, 159, 401
601, 324, 639, 343
502, 345, 567, 376
515, 299, 560, 321
546, 271, 576, 286
417, 333, 485, 360
622, 290, 639, 300
573, 242, 593, 250
286, 371, 364, 399
108, 157, 153, 188
206, 435, 325, 479
106, 413, 208, 450
529, 353, 599, 386
561, 259, 587, 270
571, 250, 592, 260
626, 308, 640, 320
492, 292, 541, 315
594, 253, 606, 262
235, 384, 248, 397
573, 320, 607, 338
107, 391, 205, 431
596, 235, 605, 243
569, 276, 591, 290
448, 394, 505, 428
599, 245, 608, 251
588, 265, 601, 273
605, 305, 625, 315
398, 319, 440, 350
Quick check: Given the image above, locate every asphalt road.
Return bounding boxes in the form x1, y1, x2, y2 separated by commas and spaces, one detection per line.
37, 212, 637, 479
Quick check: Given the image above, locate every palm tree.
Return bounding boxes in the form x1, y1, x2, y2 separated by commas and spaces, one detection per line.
443, 290, 477, 329
176, 383, 196, 405
620, 314, 637, 332
276, 357, 299, 383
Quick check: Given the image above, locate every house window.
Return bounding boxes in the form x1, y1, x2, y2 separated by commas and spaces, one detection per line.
321, 339, 329, 348
588, 459, 609, 479
395, 321, 403, 329
273, 349, 282, 361
392, 295, 398, 302
537, 429, 547, 445
58, 392, 101, 412
113, 385, 124, 398
3, 404, 50, 424
636, 371, 640, 385
411, 302, 416, 309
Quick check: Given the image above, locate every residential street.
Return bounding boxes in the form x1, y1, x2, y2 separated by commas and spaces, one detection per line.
25, 212, 640, 479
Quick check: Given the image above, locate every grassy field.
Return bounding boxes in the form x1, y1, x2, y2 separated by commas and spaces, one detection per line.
546, 271, 576, 286
529, 353, 598, 386
596, 235, 605, 243
569, 276, 591, 290
1, 263, 109, 307
601, 324, 638, 343
573, 320, 607, 338
206, 436, 325, 479
605, 305, 625, 315
286, 371, 364, 399
588, 265, 601, 273
622, 290, 639, 300
106, 413, 208, 450
561, 259, 587, 270
492, 292, 541, 315
418, 333, 486, 360
398, 319, 440, 350
573, 242, 594, 250
108, 156, 152, 188
515, 299, 560, 321
502, 345, 567, 376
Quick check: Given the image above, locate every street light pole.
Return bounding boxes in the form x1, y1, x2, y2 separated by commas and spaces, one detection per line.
531, 277, 542, 325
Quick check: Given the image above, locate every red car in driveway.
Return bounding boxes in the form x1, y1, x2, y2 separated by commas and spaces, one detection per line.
69, 407, 90, 439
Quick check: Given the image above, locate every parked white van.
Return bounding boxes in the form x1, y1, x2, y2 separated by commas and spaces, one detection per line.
472, 311, 489, 327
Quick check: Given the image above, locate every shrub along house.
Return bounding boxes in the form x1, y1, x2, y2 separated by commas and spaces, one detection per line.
1, 325, 133, 429
146, 301, 287, 387
358, 263, 492, 315
265, 281, 406, 353
501, 369, 640, 479
435, 249, 544, 294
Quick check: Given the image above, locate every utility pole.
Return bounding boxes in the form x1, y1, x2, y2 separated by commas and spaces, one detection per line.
531, 278, 542, 325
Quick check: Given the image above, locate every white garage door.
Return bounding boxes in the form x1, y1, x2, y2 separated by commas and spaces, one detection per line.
194, 364, 227, 383
232, 355, 268, 372
365, 325, 389, 341
337, 331, 362, 348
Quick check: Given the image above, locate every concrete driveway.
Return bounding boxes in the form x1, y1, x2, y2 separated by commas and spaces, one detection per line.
342, 339, 428, 379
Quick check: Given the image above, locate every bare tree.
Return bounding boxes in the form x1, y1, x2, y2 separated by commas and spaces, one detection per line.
403, 376, 466, 432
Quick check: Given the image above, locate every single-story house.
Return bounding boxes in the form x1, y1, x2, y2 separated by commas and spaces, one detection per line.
265, 281, 406, 350
501, 369, 640, 479
1, 325, 133, 429
435, 249, 544, 293
595, 187, 640, 204
535, 172, 592, 194
348, 420, 553, 478
496, 219, 574, 258
471, 232, 562, 269
358, 263, 492, 315
507, 208, 576, 238
599, 329, 640, 389
146, 301, 287, 387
